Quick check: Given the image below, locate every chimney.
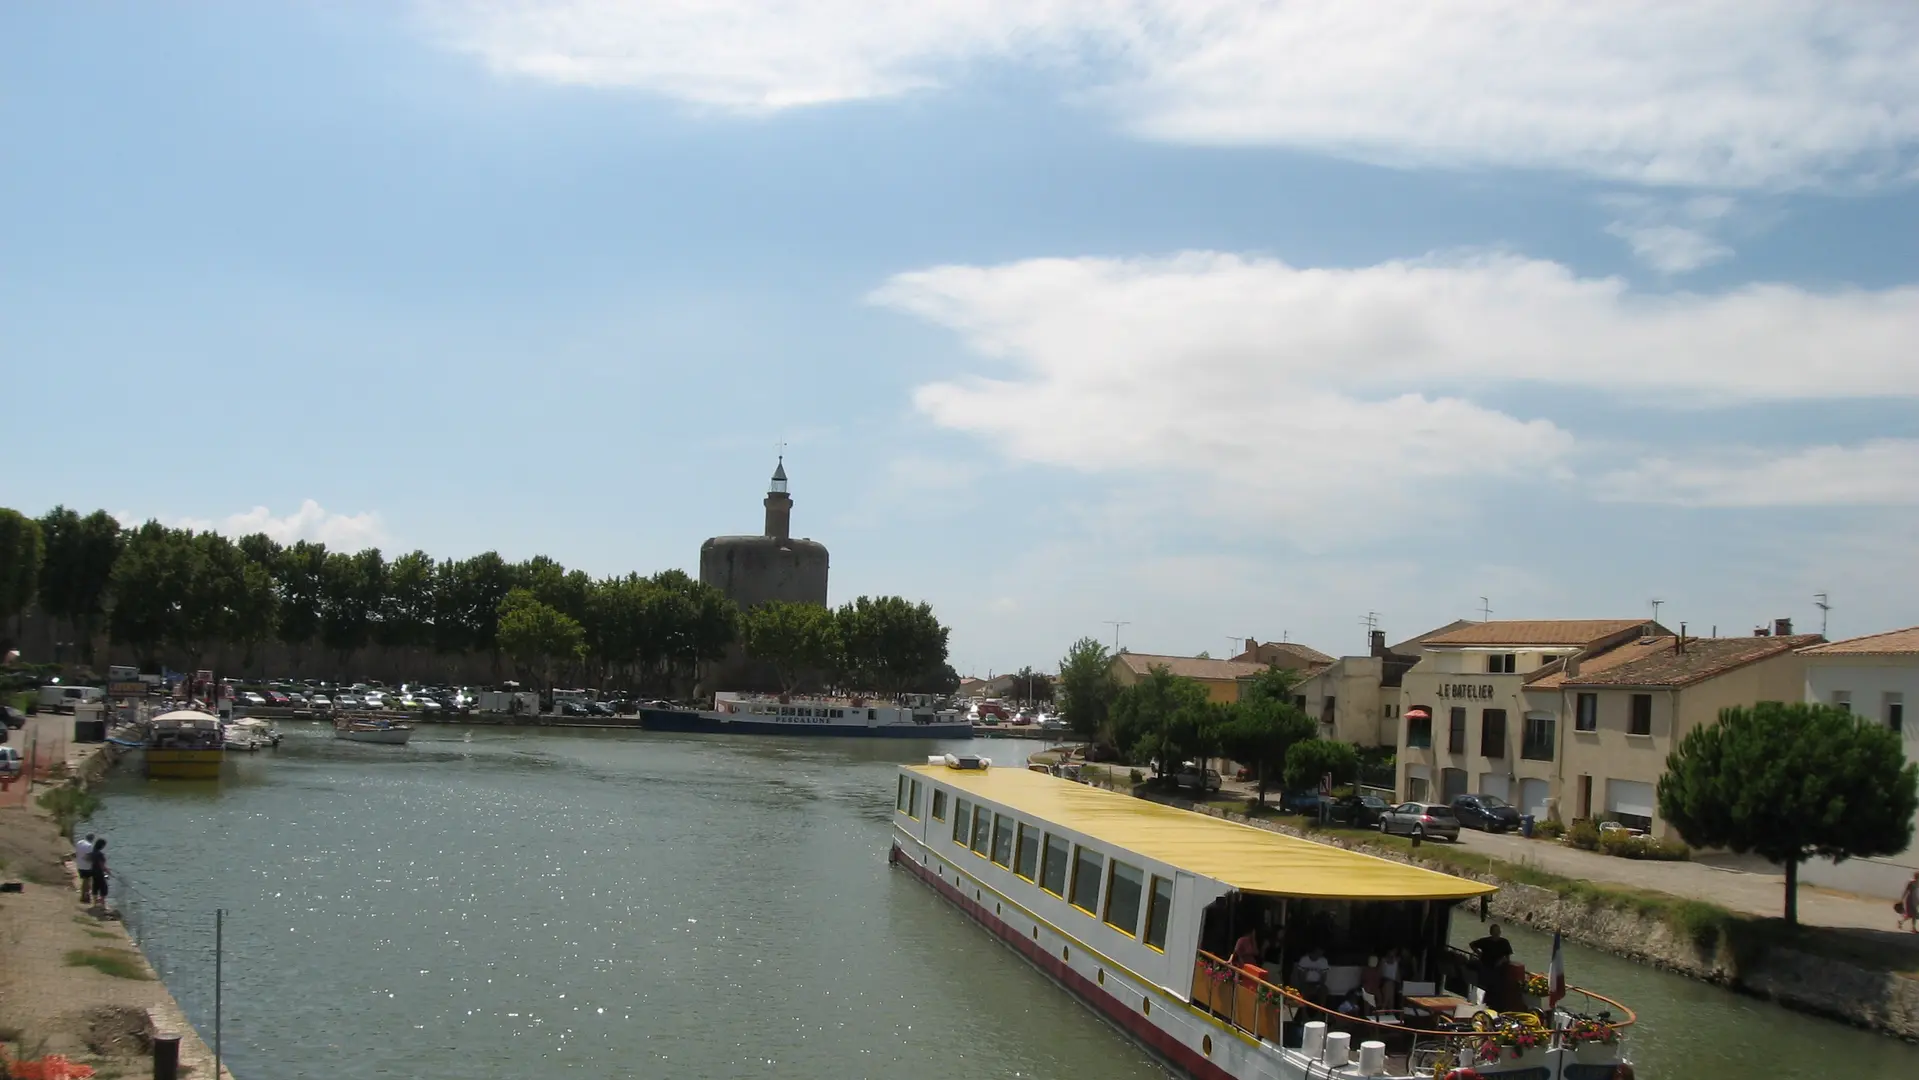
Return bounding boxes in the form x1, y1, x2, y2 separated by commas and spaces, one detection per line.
1244, 637, 1258, 654
1370, 630, 1387, 656
1754, 625, 1770, 637
1774, 618, 1793, 637
1676, 622, 1687, 655
1564, 652, 1581, 677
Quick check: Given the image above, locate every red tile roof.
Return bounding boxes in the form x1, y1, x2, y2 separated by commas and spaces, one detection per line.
1113, 653, 1272, 681
1799, 626, 1919, 657
1423, 619, 1658, 648
1530, 634, 1822, 690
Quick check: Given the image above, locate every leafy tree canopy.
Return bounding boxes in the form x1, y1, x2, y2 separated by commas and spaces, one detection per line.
1111, 666, 1213, 776
1282, 738, 1360, 795
740, 600, 842, 693
496, 587, 586, 689
836, 595, 949, 696
1057, 637, 1118, 740
0, 509, 45, 630
1220, 694, 1317, 805
1659, 701, 1918, 924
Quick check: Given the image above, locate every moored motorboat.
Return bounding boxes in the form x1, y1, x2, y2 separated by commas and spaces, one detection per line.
890, 757, 1636, 1080
223, 717, 281, 751
334, 717, 413, 745
145, 710, 225, 779
642, 692, 973, 738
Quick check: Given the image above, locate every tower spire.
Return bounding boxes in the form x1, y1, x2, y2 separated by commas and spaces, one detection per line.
764, 456, 792, 539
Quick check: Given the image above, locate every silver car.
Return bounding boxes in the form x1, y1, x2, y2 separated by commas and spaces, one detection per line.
1378, 801, 1462, 842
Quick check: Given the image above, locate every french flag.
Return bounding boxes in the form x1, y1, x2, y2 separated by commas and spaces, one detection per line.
1548, 930, 1567, 1008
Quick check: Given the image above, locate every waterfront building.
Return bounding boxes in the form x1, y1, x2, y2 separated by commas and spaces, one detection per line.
1395, 619, 1661, 814
1109, 652, 1275, 705
1282, 625, 1465, 748
698, 458, 831, 690
1522, 626, 1819, 835
1796, 626, 1919, 899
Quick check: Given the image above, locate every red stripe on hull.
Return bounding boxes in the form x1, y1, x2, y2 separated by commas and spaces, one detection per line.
892, 840, 1241, 1080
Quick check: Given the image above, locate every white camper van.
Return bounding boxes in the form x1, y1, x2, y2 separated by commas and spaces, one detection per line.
37, 685, 106, 713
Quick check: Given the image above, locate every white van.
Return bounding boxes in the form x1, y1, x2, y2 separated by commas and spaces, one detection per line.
37, 685, 106, 713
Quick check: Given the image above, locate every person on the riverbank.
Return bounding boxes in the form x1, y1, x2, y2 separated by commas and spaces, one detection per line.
1900, 871, 1919, 933
1470, 924, 1512, 992
74, 833, 96, 903
88, 838, 109, 905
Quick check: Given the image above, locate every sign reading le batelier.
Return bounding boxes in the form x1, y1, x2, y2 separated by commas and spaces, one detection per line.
1437, 683, 1496, 700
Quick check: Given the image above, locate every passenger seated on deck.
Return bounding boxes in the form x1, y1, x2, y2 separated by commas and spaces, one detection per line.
1334, 989, 1365, 1016
1291, 946, 1331, 1005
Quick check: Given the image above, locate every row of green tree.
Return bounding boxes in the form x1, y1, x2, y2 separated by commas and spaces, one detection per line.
737, 598, 955, 697
1052, 636, 1349, 802
0, 505, 953, 696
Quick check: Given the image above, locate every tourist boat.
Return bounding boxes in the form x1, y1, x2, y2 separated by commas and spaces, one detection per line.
333, 717, 413, 745
641, 692, 973, 738
145, 710, 225, 779
889, 756, 1636, 1080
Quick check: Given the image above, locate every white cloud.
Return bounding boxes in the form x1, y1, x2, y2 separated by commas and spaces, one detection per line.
1603, 194, 1738, 274
870, 250, 1919, 534
173, 500, 387, 549
1598, 439, 1919, 507
420, 1, 1919, 189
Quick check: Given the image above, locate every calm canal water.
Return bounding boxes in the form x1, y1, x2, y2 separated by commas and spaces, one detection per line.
95, 724, 1919, 1079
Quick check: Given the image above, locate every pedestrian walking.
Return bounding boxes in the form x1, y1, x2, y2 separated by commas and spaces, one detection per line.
1899, 871, 1919, 934
74, 833, 96, 903
88, 838, 110, 905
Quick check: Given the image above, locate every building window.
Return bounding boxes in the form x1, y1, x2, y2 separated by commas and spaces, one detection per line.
1069, 848, 1105, 914
1575, 693, 1597, 732
1143, 876, 1175, 951
1521, 715, 1555, 761
1448, 707, 1467, 754
1832, 690, 1852, 714
1040, 834, 1071, 896
952, 799, 972, 844
932, 790, 947, 822
1407, 711, 1433, 749
970, 806, 992, 855
1887, 692, 1905, 735
908, 779, 922, 819
1103, 860, 1145, 935
1629, 694, 1653, 736
1321, 696, 1336, 725
896, 776, 909, 813
1488, 653, 1517, 674
1014, 824, 1040, 880
1481, 709, 1507, 758
991, 813, 1015, 867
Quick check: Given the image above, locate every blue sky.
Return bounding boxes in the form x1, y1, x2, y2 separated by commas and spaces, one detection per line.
6, 2, 1918, 675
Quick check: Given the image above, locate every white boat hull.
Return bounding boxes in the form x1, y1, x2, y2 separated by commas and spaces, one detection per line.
335, 726, 412, 745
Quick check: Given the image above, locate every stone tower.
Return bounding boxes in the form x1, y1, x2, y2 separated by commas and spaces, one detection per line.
700, 458, 830, 614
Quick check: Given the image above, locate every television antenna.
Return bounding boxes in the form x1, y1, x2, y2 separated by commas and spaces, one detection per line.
1360, 611, 1380, 634
1814, 593, 1832, 636
1103, 620, 1131, 653
1225, 636, 1244, 657
1650, 598, 1664, 624
1478, 596, 1493, 621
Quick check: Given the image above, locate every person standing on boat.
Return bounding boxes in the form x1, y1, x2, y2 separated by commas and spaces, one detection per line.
1291, 946, 1331, 1006
1469, 923, 1512, 994
73, 833, 96, 903
1231, 927, 1263, 969
1377, 948, 1401, 1010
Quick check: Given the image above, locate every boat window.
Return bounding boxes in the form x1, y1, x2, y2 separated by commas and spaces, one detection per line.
868, 709, 877, 721
991, 814, 1015, 867
953, 799, 972, 844
1103, 860, 1145, 935
1013, 824, 1040, 880
1069, 847, 1104, 914
1143, 876, 1174, 951
970, 806, 992, 855
1040, 834, 1070, 896
908, 779, 922, 819
896, 775, 909, 813
932, 790, 948, 821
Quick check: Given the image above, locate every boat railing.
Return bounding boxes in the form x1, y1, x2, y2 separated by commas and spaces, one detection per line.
1189, 950, 1631, 1062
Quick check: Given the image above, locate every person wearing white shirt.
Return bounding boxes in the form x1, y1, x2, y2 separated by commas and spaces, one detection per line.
1292, 946, 1332, 1006
73, 833, 96, 903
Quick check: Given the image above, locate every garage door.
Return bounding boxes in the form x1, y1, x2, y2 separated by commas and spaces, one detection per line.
1478, 773, 1510, 802
1519, 778, 1550, 821
1404, 764, 1431, 801
1606, 779, 1656, 819
1440, 768, 1468, 802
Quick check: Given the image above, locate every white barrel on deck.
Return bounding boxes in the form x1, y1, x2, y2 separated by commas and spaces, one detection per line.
1358, 1040, 1386, 1075
1301, 1020, 1326, 1058
1324, 1031, 1350, 1067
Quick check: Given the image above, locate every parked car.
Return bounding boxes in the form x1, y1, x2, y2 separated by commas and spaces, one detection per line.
308, 695, 332, 709
1281, 789, 1328, 815
1451, 793, 1523, 833
2, 706, 26, 730
241, 691, 267, 707
262, 690, 290, 706
0, 746, 22, 777
334, 694, 362, 709
1329, 793, 1392, 828
1173, 762, 1222, 792
1378, 802, 1461, 842
558, 700, 588, 717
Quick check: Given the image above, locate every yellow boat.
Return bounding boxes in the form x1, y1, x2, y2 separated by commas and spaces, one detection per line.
145, 710, 224, 780
890, 756, 1636, 1080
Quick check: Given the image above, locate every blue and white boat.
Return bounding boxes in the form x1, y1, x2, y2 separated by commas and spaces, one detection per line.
641, 692, 973, 738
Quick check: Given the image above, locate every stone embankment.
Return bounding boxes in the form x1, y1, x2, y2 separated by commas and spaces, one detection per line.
1158, 793, 1919, 1042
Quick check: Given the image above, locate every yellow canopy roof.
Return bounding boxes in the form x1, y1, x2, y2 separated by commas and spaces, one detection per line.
910, 764, 1495, 902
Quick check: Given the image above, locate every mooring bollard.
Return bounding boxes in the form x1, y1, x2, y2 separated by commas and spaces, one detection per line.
152, 1030, 181, 1080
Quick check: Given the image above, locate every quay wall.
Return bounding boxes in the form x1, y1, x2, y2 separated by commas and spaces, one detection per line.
1159, 795, 1919, 1042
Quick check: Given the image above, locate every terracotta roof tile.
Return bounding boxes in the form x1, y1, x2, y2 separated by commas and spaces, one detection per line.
1234, 641, 1336, 665
1114, 653, 1273, 681
1530, 635, 1822, 690
1423, 619, 1658, 648
1799, 626, 1919, 656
